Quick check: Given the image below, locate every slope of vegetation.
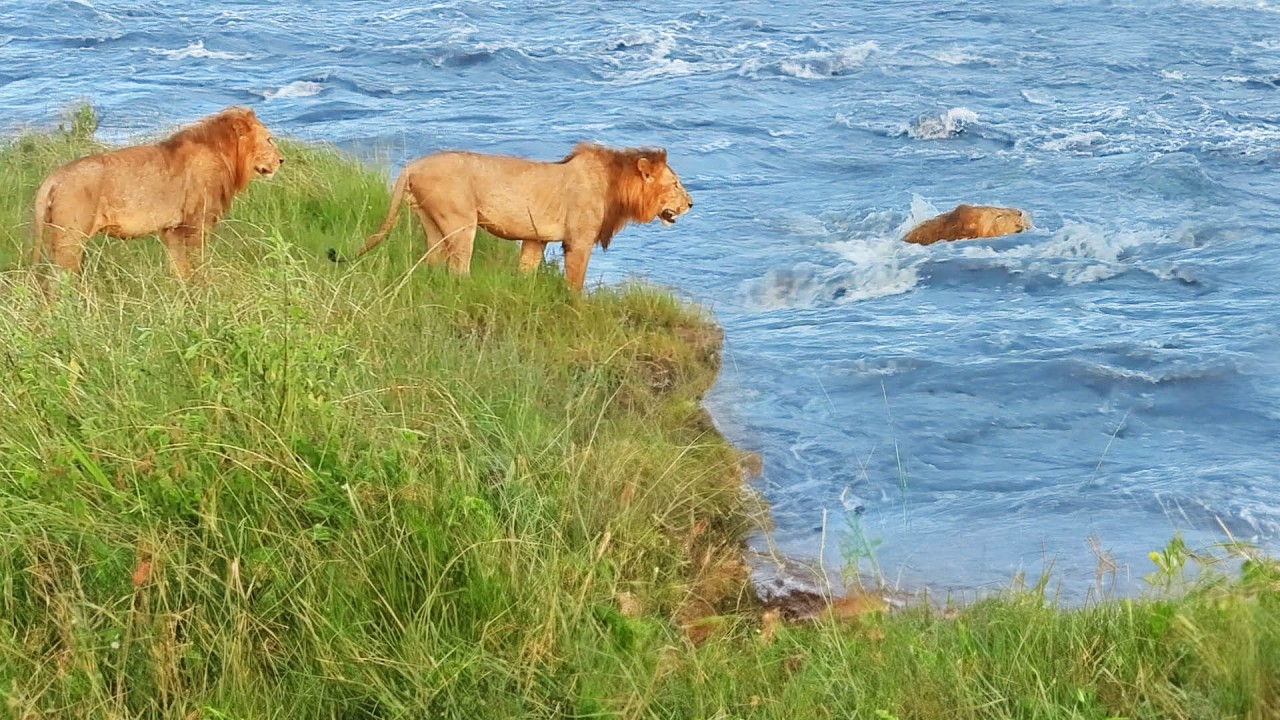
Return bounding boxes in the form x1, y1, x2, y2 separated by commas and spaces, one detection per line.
1, 108, 1276, 719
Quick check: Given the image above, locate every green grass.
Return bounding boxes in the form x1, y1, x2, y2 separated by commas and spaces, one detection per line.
2, 107, 1278, 720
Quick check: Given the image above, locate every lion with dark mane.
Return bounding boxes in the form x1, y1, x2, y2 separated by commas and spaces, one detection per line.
331, 142, 693, 291
31, 106, 283, 277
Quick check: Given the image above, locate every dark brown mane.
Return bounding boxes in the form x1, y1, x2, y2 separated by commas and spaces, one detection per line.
561, 142, 668, 249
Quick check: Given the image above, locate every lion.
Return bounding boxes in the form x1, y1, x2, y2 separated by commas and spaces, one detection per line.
902, 204, 1031, 245
30, 105, 283, 278
329, 142, 693, 291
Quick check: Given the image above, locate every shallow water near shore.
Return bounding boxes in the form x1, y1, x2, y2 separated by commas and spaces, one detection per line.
3, 0, 1279, 601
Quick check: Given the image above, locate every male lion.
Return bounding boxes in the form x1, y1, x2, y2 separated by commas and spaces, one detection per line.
330, 142, 693, 291
31, 106, 283, 277
902, 204, 1031, 245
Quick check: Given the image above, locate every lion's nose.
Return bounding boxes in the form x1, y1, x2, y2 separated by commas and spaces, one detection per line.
279, 157, 285, 164
688, 199, 693, 208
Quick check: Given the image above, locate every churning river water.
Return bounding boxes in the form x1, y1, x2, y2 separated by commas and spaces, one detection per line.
4, 0, 1280, 601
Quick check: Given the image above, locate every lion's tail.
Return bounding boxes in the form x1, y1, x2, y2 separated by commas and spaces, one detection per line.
29, 178, 55, 266
329, 169, 412, 263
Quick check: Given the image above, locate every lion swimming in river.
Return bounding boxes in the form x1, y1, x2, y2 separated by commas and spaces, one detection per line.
902, 204, 1030, 245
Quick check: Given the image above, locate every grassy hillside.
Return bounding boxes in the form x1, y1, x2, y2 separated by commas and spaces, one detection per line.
1, 108, 1277, 719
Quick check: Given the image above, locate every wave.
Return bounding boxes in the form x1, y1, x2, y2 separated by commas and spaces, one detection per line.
1072, 357, 1242, 386
55, 0, 121, 24
952, 221, 1154, 285
741, 207, 928, 309
601, 30, 740, 83
1020, 88, 1056, 105
1180, 0, 1280, 12
737, 41, 877, 80
777, 42, 878, 79
903, 107, 978, 139
262, 80, 324, 100
742, 256, 922, 309
923, 46, 998, 66
152, 40, 252, 61
605, 29, 664, 51
1042, 130, 1110, 154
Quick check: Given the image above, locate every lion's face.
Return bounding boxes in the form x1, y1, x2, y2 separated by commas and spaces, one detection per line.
245, 119, 284, 179
989, 208, 1031, 236
638, 157, 692, 226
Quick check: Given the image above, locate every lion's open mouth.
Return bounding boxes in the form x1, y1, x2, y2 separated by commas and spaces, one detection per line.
659, 209, 678, 224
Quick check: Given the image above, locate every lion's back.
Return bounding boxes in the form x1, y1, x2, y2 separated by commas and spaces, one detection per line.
43, 143, 192, 236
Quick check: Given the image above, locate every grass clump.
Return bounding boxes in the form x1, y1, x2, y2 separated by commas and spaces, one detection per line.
1, 109, 1279, 719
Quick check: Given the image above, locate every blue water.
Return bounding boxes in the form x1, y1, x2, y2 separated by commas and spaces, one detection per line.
4, 0, 1280, 600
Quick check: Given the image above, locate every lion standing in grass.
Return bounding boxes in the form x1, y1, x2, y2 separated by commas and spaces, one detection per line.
30, 106, 283, 278
331, 142, 693, 291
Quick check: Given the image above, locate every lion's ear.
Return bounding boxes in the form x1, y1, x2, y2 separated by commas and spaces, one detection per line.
637, 157, 653, 181
228, 114, 255, 138
226, 107, 256, 137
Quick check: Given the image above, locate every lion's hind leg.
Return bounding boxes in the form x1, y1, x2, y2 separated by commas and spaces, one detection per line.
411, 207, 449, 267
424, 209, 478, 277
444, 220, 478, 276
48, 227, 87, 275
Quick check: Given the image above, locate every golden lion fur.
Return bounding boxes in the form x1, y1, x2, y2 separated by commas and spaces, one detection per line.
31, 105, 283, 277
336, 142, 693, 291
902, 204, 1031, 245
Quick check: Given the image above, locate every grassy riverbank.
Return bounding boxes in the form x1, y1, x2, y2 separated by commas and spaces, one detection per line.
1, 109, 1277, 719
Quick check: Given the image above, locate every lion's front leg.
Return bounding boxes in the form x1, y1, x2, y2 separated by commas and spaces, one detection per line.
162, 226, 203, 279
518, 240, 547, 273
562, 242, 592, 292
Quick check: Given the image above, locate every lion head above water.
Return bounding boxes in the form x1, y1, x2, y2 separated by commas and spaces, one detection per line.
331, 142, 693, 291
902, 204, 1031, 245
31, 105, 283, 278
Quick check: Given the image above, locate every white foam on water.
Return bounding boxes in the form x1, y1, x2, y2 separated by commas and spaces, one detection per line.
741, 204, 933, 309
1200, 118, 1280, 157
612, 29, 661, 49
924, 46, 996, 66
741, 258, 922, 309
828, 247, 924, 302
262, 80, 324, 100
613, 31, 734, 82
1182, 0, 1280, 11
152, 40, 252, 61
1161, 68, 1187, 81
1043, 130, 1108, 153
904, 193, 941, 228
1020, 88, 1056, 106
955, 222, 1161, 285
905, 107, 978, 139
63, 0, 120, 23
777, 41, 878, 79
